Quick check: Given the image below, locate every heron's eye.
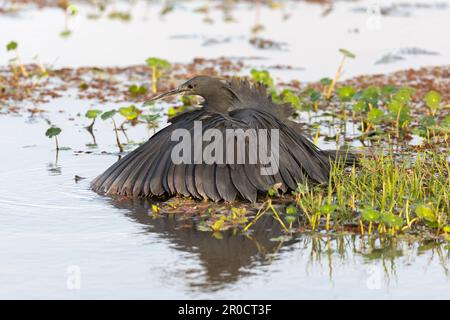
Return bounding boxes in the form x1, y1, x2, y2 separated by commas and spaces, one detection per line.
187, 84, 194, 89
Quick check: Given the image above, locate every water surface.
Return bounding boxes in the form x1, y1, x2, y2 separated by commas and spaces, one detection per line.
1, 0, 449, 299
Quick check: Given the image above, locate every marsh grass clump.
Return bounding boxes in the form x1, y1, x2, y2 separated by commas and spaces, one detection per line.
160, 150, 449, 241
281, 151, 450, 238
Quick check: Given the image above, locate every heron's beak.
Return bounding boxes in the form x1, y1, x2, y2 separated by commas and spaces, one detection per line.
144, 86, 189, 106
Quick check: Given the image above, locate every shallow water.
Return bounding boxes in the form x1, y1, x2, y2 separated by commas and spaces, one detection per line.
1, 0, 450, 299
0, 95, 449, 299
1, 0, 449, 81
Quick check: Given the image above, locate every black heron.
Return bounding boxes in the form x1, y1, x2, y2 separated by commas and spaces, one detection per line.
91, 75, 355, 202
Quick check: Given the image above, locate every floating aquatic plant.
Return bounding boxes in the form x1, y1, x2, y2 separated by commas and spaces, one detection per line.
85, 109, 103, 146
100, 109, 123, 152
326, 48, 356, 100
59, 2, 79, 37
424, 90, 442, 116
145, 57, 171, 94
45, 126, 62, 151
128, 84, 148, 96
6, 41, 28, 78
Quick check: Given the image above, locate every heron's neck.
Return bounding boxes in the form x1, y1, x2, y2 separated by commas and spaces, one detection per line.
203, 87, 238, 114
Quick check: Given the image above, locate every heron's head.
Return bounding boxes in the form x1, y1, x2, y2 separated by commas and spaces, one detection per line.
145, 76, 237, 111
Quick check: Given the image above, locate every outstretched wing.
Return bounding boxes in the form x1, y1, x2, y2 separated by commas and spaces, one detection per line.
92, 107, 332, 202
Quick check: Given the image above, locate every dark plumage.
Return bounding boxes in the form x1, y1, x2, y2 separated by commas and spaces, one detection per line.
91, 75, 356, 202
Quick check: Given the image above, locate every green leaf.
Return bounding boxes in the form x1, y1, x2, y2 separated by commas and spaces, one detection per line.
367, 108, 384, 124
320, 204, 337, 215
352, 100, 367, 113
337, 86, 356, 101
361, 87, 380, 105
268, 183, 282, 197
388, 100, 410, 126
60, 30, 72, 37
415, 204, 436, 223
319, 78, 332, 86
85, 109, 103, 119
381, 213, 404, 228
151, 204, 160, 213
250, 69, 274, 88
281, 89, 301, 109
424, 91, 442, 110
211, 218, 225, 232
339, 48, 356, 59
129, 84, 147, 95
361, 208, 380, 222
442, 115, 450, 128
67, 4, 78, 15
420, 115, 436, 128
6, 41, 17, 51
145, 57, 171, 69
285, 215, 297, 224
119, 105, 140, 121
45, 126, 61, 138
167, 106, 177, 118
286, 205, 298, 215
78, 82, 89, 90
309, 90, 321, 102
101, 109, 117, 120
393, 87, 415, 103
141, 114, 161, 122
380, 85, 397, 97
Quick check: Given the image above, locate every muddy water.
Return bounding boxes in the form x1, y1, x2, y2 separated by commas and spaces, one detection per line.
1, 0, 450, 299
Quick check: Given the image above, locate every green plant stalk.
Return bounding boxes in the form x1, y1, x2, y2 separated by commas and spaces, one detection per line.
268, 200, 289, 233
86, 118, 97, 145
112, 118, 124, 153
244, 202, 268, 232
14, 49, 28, 78
326, 56, 345, 100
151, 66, 157, 94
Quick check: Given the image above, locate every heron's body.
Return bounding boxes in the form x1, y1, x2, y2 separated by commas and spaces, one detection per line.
91, 76, 355, 202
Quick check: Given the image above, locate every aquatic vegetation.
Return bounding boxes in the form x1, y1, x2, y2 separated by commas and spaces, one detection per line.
59, 2, 79, 37
234, 150, 449, 239
145, 57, 171, 94
250, 69, 274, 88
326, 48, 356, 100
424, 90, 442, 116
1, 57, 448, 240
108, 11, 131, 21
45, 125, 61, 151
128, 84, 147, 96
6, 41, 27, 78
85, 109, 103, 146
100, 109, 123, 153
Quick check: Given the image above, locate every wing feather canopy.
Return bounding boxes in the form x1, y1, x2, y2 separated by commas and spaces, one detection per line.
91, 108, 332, 202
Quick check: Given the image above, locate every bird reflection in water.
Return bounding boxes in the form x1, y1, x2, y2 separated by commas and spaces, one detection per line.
106, 198, 449, 292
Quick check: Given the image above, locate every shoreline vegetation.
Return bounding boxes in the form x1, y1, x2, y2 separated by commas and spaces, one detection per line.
1, 57, 449, 240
